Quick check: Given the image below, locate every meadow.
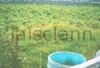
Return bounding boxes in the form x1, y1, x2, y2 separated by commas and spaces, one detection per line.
0, 4, 100, 68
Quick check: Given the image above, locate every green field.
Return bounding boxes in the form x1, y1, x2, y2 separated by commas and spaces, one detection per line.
0, 4, 100, 68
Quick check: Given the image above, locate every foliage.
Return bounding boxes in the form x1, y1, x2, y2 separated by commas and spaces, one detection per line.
0, 4, 100, 68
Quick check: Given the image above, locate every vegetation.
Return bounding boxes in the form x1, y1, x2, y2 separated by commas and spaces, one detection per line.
0, 4, 100, 68
0, 0, 100, 5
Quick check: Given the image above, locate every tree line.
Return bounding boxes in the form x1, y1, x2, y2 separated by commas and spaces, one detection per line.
0, 0, 100, 4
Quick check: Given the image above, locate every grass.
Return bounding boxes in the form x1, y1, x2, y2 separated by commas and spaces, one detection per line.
0, 4, 100, 68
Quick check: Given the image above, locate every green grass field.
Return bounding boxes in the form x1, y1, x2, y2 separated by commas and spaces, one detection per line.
0, 4, 100, 68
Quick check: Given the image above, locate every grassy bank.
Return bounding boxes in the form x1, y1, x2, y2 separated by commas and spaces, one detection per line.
0, 4, 100, 68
